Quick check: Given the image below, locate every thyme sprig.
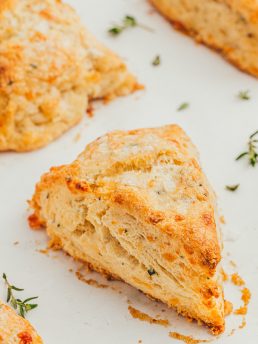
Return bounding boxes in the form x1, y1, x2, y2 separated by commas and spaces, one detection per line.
2, 273, 38, 318
236, 130, 258, 167
108, 15, 153, 36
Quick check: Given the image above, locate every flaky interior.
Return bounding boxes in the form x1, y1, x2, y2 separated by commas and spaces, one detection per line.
36, 184, 224, 333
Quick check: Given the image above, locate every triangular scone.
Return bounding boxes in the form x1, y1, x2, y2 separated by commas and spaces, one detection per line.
0, 300, 43, 343
0, 0, 138, 152
29, 125, 225, 334
150, 0, 258, 77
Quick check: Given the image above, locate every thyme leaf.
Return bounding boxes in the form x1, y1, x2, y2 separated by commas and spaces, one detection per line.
177, 102, 189, 111
147, 268, 156, 276
225, 184, 240, 192
238, 90, 250, 100
2, 273, 38, 318
236, 130, 258, 167
152, 55, 160, 66
108, 15, 153, 36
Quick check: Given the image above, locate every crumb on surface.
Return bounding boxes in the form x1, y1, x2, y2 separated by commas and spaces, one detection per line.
73, 133, 81, 142
169, 332, 210, 343
221, 269, 228, 282
128, 306, 169, 327
234, 287, 251, 315
13, 241, 19, 245
229, 260, 237, 268
86, 103, 94, 118
219, 215, 226, 224
76, 271, 108, 289
231, 273, 244, 286
224, 300, 233, 316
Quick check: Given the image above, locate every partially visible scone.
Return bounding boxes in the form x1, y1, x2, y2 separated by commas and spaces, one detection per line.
0, 300, 43, 343
29, 124, 225, 334
150, 0, 258, 77
0, 0, 138, 151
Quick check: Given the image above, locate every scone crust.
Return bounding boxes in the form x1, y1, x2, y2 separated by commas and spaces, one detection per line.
150, 0, 258, 77
29, 124, 224, 334
0, 0, 137, 151
0, 300, 43, 343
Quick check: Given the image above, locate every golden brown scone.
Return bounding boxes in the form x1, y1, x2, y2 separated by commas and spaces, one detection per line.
150, 0, 258, 77
29, 124, 225, 334
0, 0, 138, 152
0, 299, 43, 343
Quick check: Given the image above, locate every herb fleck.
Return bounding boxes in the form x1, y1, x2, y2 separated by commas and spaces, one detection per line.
108, 15, 153, 36
2, 273, 38, 318
177, 102, 189, 111
236, 130, 258, 167
225, 184, 240, 192
147, 268, 156, 276
238, 90, 250, 100
152, 55, 160, 66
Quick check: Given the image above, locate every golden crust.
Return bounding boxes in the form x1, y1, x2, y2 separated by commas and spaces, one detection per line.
29, 124, 224, 334
150, 0, 258, 77
0, 0, 138, 152
0, 300, 43, 343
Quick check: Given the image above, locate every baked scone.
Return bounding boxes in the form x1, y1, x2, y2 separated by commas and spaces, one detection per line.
29, 124, 225, 334
0, 300, 43, 343
150, 0, 258, 77
0, 0, 137, 152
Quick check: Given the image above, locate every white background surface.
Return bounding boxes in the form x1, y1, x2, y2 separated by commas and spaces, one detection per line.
0, 0, 258, 343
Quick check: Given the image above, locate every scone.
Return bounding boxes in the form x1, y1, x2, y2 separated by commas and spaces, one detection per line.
29, 124, 225, 334
150, 0, 258, 77
0, 300, 43, 343
0, 0, 138, 152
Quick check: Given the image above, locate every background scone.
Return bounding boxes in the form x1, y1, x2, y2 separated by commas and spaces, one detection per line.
0, 0, 138, 152
150, 0, 258, 77
29, 124, 225, 334
0, 299, 43, 343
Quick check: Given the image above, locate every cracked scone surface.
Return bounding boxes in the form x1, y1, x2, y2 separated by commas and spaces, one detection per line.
150, 0, 258, 77
0, 300, 43, 343
29, 124, 225, 334
0, 0, 137, 151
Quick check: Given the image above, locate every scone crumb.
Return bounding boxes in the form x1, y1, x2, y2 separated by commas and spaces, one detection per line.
219, 215, 226, 224
128, 306, 169, 327
76, 271, 108, 289
169, 332, 210, 343
86, 104, 94, 118
221, 269, 228, 282
229, 260, 237, 268
234, 287, 251, 316
239, 317, 246, 329
73, 133, 81, 143
37, 248, 49, 255
224, 300, 233, 316
231, 273, 244, 286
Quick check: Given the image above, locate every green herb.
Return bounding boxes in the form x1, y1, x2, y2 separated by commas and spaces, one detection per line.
177, 102, 189, 111
238, 90, 250, 100
236, 130, 258, 167
147, 268, 156, 276
152, 55, 160, 66
225, 184, 240, 192
108, 15, 153, 36
2, 273, 38, 318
